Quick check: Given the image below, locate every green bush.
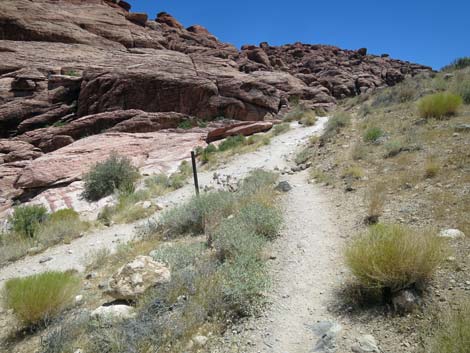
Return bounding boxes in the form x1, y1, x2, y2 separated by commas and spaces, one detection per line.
238, 203, 282, 239
322, 111, 351, 138
3, 271, 81, 326
48, 208, 79, 223
9, 205, 48, 238
151, 242, 206, 270
418, 93, 462, 119
455, 79, 470, 104
272, 123, 291, 136
431, 301, 470, 353
81, 153, 139, 202
36, 209, 88, 246
442, 57, 470, 71
283, 105, 315, 123
177, 120, 193, 129
294, 148, 310, 165
363, 127, 384, 143
345, 224, 446, 292
238, 169, 278, 196
218, 135, 246, 152
213, 217, 265, 261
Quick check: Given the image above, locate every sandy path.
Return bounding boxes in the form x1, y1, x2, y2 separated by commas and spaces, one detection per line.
0, 118, 327, 287
242, 170, 345, 353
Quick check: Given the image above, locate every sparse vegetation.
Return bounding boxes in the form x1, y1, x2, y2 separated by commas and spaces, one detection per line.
363, 126, 384, 143
418, 92, 462, 119
294, 147, 310, 165
364, 183, 385, 224
9, 205, 48, 238
283, 104, 316, 123
3, 271, 81, 326
177, 120, 193, 129
322, 111, 351, 139
272, 122, 291, 135
342, 165, 365, 179
430, 301, 470, 353
442, 57, 470, 71
345, 224, 447, 293
424, 157, 440, 178
81, 153, 139, 202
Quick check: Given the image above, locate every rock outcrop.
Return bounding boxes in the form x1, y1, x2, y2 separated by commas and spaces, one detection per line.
0, 0, 432, 214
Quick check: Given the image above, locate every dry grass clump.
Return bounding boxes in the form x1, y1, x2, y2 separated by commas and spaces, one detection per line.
430, 301, 470, 353
418, 92, 462, 119
3, 271, 81, 326
322, 111, 351, 139
342, 165, 365, 180
364, 183, 385, 225
424, 157, 440, 178
345, 224, 447, 292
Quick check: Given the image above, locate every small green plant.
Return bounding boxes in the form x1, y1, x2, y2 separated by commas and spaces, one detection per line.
294, 148, 310, 165
322, 111, 351, 139
177, 120, 193, 129
345, 224, 446, 292
418, 92, 462, 119
237, 202, 282, 239
363, 127, 384, 143
9, 205, 48, 238
272, 123, 291, 136
81, 153, 139, 202
63, 69, 80, 77
430, 301, 470, 353
218, 135, 246, 152
3, 271, 81, 326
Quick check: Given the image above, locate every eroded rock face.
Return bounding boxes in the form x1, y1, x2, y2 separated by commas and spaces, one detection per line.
0, 0, 432, 215
106, 256, 171, 300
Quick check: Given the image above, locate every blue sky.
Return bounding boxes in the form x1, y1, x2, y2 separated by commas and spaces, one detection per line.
129, 0, 469, 70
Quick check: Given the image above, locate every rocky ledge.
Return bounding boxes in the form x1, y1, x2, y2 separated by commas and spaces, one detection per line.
0, 0, 432, 215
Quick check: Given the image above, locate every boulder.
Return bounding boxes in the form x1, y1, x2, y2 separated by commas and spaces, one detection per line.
91, 305, 136, 322
392, 289, 419, 314
439, 229, 465, 239
352, 335, 380, 353
106, 256, 171, 300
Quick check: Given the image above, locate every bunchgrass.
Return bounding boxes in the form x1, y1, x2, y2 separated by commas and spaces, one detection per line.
345, 224, 447, 292
322, 111, 351, 139
430, 301, 470, 353
3, 271, 81, 326
363, 127, 384, 143
418, 93, 462, 119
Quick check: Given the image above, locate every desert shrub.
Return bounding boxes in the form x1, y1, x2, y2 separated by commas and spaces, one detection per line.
345, 224, 447, 292
351, 143, 368, 160
442, 57, 470, 71
384, 140, 404, 158
213, 217, 265, 261
363, 127, 384, 143
246, 134, 270, 146
159, 191, 235, 237
283, 105, 315, 122
177, 120, 192, 129
294, 147, 310, 165
151, 242, 206, 269
218, 135, 246, 152
424, 157, 440, 178
36, 211, 89, 246
81, 153, 139, 201
418, 92, 462, 119
238, 169, 278, 196
454, 79, 470, 104
272, 122, 291, 135
342, 165, 365, 179
322, 111, 351, 138
364, 183, 386, 224
430, 301, 470, 353
3, 271, 81, 326
9, 205, 48, 238
238, 202, 282, 239
300, 111, 317, 126
220, 254, 268, 316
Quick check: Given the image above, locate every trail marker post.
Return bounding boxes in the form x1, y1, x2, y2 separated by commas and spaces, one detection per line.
191, 151, 200, 196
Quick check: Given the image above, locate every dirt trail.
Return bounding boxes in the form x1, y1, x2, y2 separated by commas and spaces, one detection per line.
0, 118, 327, 287
241, 170, 347, 353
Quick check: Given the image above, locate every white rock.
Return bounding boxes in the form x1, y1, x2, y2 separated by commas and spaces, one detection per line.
352, 334, 380, 353
439, 229, 465, 239
106, 255, 170, 300
141, 201, 152, 209
91, 305, 136, 322
192, 335, 208, 347
75, 295, 84, 305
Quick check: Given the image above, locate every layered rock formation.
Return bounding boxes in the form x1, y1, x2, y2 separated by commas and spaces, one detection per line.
0, 0, 432, 213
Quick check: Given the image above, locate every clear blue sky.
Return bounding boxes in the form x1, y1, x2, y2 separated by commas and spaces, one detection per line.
129, 0, 469, 70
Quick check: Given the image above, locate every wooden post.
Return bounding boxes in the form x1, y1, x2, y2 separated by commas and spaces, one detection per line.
191, 151, 200, 196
